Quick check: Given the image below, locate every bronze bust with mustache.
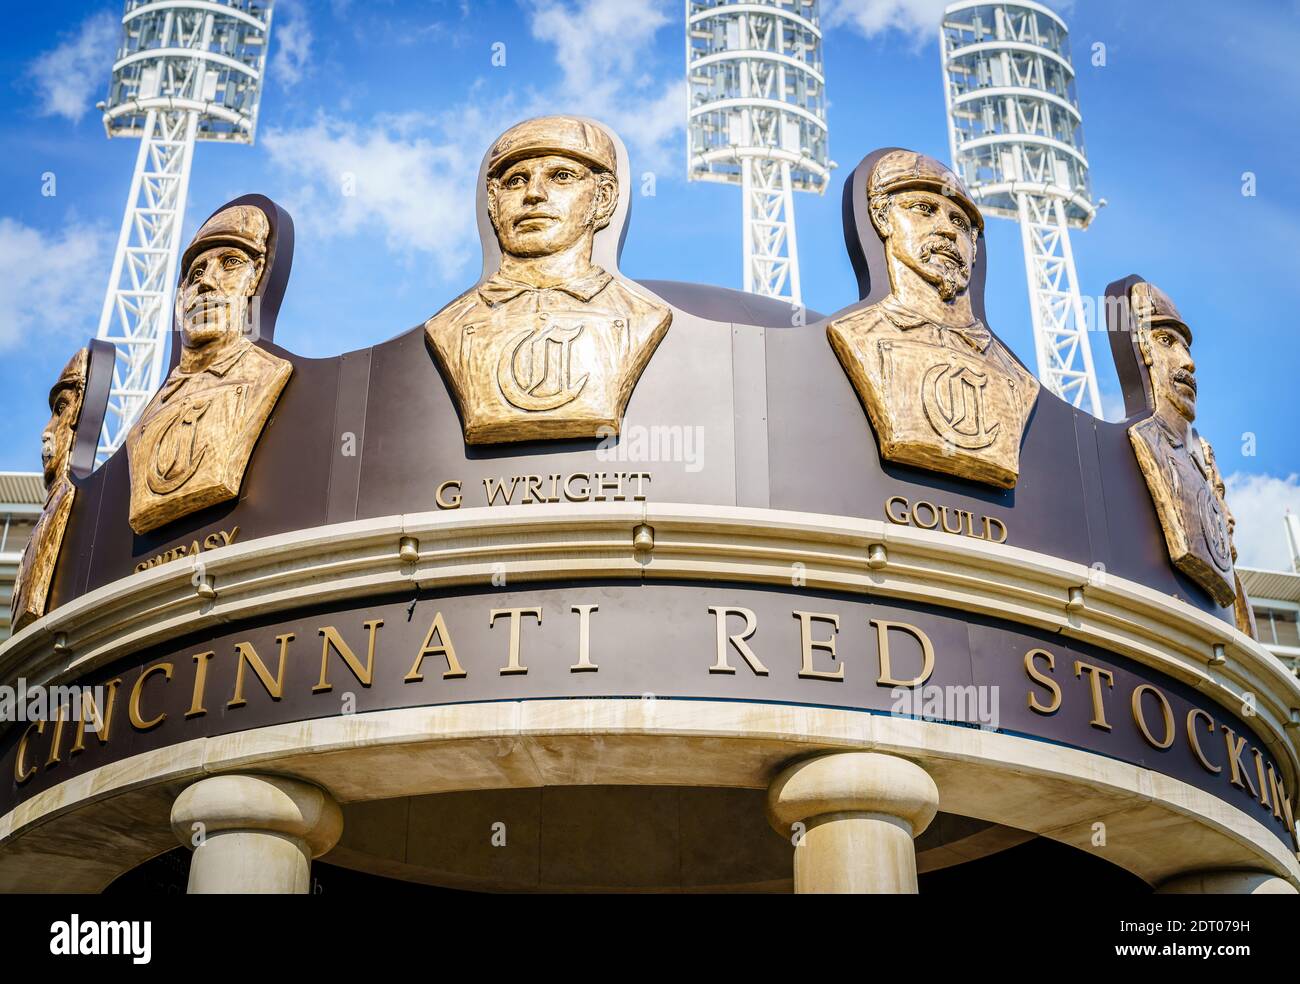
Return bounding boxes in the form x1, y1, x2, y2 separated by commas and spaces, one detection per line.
11, 349, 88, 632
1127, 282, 1236, 606
125, 204, 292, 534
828, 150, 1038, 488
424, 116, 670, 444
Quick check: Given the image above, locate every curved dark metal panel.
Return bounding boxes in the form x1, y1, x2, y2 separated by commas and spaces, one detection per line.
69, 338, 116, 481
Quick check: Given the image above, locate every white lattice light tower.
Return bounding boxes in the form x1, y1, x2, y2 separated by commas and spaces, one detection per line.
686, 0, 830, 305
940, 0, 1101, 415
95, 0, 275, 461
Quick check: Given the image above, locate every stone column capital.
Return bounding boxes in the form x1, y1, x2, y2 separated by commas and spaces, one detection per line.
767, 751, 939, 837
171, 773, 343, 858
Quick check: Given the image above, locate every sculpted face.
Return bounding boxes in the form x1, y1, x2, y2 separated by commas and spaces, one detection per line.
176, 245, 263, 349
489, 154, 615, 258
41, 381, 83, 488
1140, 324, 1197, 422
877, 189, 977, 302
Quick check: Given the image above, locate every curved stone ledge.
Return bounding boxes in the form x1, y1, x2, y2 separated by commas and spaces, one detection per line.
0, 700, 1295, 892
2, 503, 1298, 793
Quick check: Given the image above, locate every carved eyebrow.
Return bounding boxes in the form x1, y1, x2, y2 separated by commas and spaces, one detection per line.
548, 161, 587, 177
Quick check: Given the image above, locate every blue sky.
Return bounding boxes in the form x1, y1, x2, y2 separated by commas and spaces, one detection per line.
1, 0, 1298, 567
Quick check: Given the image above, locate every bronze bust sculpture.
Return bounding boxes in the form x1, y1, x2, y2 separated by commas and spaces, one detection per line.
1200, 437, 1256, 637
424, 115, 671, 444
125, 203, 293, 534
11, 349, 89, 631
828, 150, 1038, 489
1125, 281, 1236, 607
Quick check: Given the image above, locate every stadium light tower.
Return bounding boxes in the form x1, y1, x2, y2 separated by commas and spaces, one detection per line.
686, 0, 830, 305
940, 1, 1101, 416
95, 0, 275, 461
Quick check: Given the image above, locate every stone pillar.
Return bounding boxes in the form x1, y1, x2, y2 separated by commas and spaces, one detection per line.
171, 774, 343, 894
767, 751, 939, 894
1155, 870, 1299, 895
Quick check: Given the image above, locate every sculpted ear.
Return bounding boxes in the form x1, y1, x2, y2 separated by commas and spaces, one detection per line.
592, 171, 617, 231
1136, 327, 1154, 368
485, 179, 500, 232
250, 256, 266, 294
868, 193, 892, 240
69, 384, 87, 430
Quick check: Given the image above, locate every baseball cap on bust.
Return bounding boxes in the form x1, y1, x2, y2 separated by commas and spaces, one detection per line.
1131, 281, 1191, 345
869, 150, 983, 231
487, 116, 617, 178
181, 204, 271, 276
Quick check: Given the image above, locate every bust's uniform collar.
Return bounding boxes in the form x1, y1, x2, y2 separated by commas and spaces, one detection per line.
1151, 413, 1187, 451
879, 295, 991, 353
477, 266, 613, 307
161, 338, 253, 400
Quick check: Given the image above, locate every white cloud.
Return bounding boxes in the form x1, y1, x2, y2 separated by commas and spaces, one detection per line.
29, 11, 119, 122
261, 113, 483, 278
1225, 472, 1300, 571
530, 0, 670, 90
824, 0, 1076, 44
527, 0, 683, 172
272, 0, 314, 87
0, 219, 112, 350
824, 0, 951, 42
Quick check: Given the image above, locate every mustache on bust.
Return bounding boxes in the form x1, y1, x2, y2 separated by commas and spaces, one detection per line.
184, 295, 242, 315
919, 237, 968, 271
1172, 367, 1197, 393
